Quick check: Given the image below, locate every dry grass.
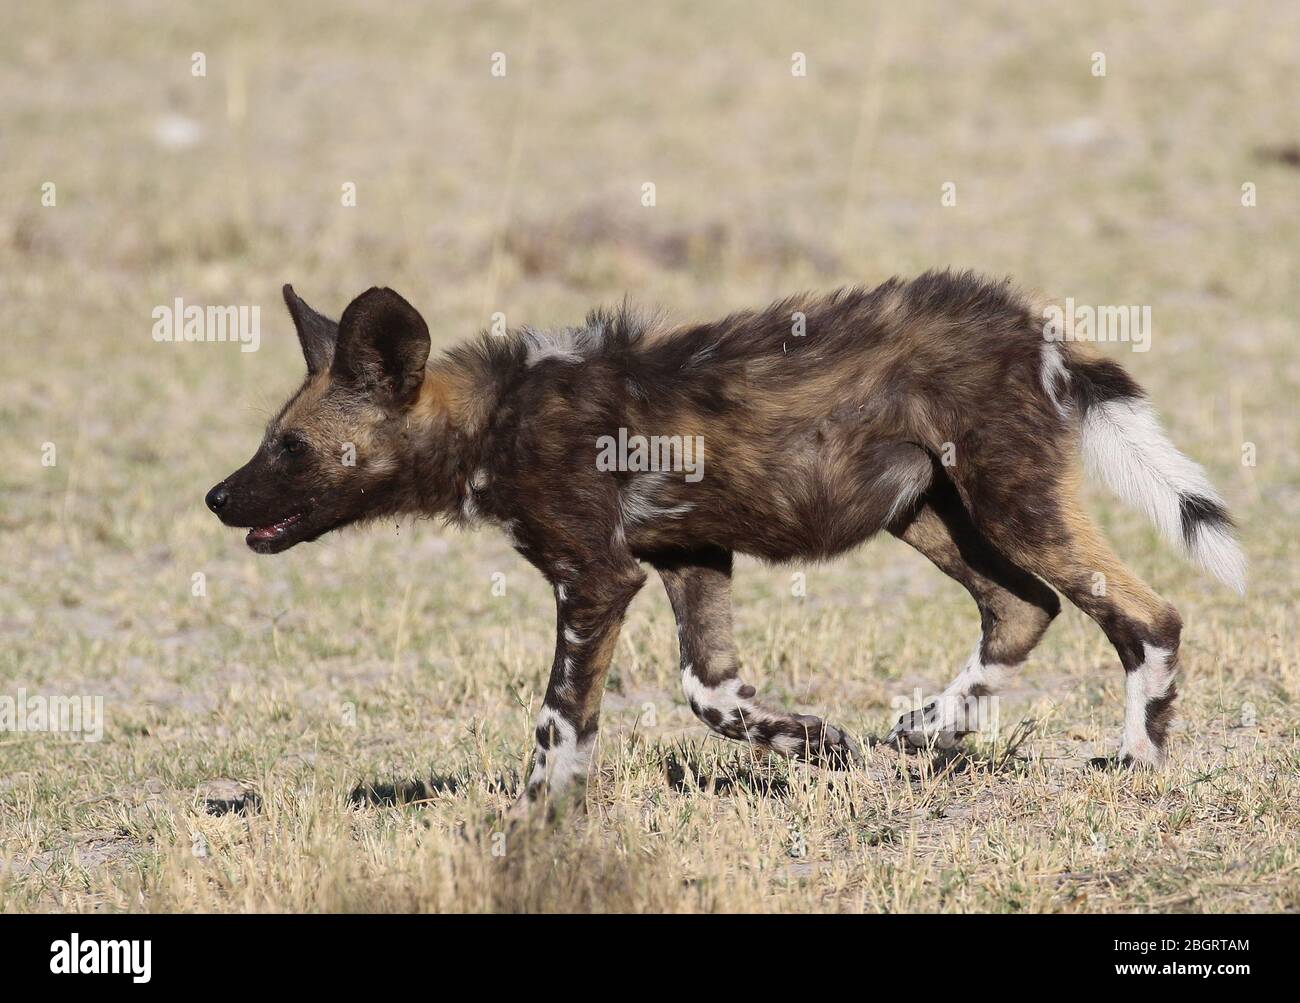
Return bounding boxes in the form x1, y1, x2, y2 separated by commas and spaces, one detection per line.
1, 0, 1297, 913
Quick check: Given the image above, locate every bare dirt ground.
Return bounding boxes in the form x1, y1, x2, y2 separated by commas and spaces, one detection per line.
1, 0, 1297, 912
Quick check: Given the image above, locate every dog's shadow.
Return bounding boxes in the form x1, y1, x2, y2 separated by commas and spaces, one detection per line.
350, 754, 794, 808
661, 747, 795, 798
347, 771, 517, 808
864, 716, 1039, 777
347, 721, 1037, 810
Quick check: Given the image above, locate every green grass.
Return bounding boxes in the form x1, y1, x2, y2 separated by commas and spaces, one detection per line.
0, 0, 1297, 912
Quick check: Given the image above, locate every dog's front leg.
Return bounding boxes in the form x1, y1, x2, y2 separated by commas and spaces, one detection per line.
512, 558, 647, 818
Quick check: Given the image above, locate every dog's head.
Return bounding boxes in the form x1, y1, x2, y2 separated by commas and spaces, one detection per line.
205, 285, 431, 554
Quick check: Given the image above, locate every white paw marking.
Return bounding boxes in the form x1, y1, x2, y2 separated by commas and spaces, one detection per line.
528, 706, 592, 793
889, 643, 1005, 748
1119, 643, 1174, 766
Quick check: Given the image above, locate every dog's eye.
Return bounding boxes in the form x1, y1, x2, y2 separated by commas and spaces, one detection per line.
282, 435, 307, 456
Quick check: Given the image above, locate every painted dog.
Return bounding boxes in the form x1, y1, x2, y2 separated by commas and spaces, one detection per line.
206, 272, 1245, 812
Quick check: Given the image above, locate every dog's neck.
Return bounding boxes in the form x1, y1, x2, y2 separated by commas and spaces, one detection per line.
415, 356, 493, 433
399, 351, 499, 520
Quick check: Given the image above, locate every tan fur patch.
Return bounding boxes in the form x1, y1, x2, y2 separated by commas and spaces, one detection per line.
413, 362, 485, 433
1051, 465, 1173, 626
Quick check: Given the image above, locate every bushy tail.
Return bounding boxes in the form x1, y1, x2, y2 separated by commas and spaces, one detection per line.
1066, 354, 1246, 594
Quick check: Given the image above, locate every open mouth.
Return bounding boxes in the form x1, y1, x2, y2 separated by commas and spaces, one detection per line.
245, 512, 305, 550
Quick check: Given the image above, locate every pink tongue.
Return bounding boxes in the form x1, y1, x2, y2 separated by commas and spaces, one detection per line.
249, 514, 298, 540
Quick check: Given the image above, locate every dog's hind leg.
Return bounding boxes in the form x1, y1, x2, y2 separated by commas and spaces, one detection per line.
970, 475, 1183, 766
655, 546, 861, 767
886, 473, 1060, 749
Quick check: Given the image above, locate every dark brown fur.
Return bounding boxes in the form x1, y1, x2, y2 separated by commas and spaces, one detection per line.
207, 271, 1223, 808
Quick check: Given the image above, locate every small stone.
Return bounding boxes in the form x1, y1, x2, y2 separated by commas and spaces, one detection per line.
197, 779, 260, 816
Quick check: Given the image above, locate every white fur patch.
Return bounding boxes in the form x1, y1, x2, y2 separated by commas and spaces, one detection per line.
521, 324, 604, 367
1188, 520, 1247, 597
460, 489, 479, 522
619, 472, 694, 526
680, 666, 744, 721
615, 474, 694, 548
1081, 397, 1246, 593
881, 452, 934, 524
1040, 341, 1072, 417
942, 647, 1005, 702
528, 706, 593, 791
891, 643, 1006, 747
1119, 642, 1175, 766
459, 468, 503, 529
680, 667, 805, 754
553, 656, 578, 703
889, 639, 1008, 748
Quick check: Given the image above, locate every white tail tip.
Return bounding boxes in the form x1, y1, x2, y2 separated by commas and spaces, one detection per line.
1189, 520, 1247, 595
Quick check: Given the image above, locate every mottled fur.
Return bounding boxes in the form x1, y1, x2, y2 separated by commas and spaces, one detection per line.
206, 271, 1245, 811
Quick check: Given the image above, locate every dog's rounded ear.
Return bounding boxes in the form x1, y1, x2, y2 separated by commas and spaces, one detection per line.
332, 287, 431, 405
283, 285, 339, 375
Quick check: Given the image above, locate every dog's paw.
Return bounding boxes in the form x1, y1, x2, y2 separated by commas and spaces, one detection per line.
505, 779, 585, 829
822, 723, 865, 769
1089, 752, 1158, 771
782, 714, 864, 769
886, 701, 966, 751
792, 717, 863, 769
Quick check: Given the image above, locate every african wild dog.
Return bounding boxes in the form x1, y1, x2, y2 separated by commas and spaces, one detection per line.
205, 272, 1246, 812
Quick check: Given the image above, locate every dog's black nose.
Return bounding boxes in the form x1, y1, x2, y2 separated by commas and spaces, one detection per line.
205, 484, 229, 513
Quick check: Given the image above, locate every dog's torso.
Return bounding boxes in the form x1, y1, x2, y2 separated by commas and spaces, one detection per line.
462, 272, 1063, 567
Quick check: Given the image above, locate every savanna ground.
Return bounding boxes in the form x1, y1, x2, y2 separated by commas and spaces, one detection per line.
1, 1, 1297, 913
